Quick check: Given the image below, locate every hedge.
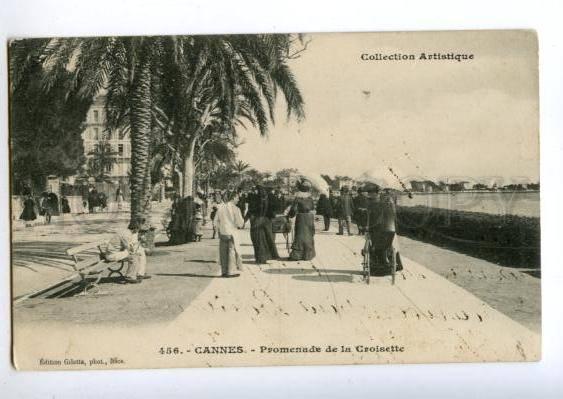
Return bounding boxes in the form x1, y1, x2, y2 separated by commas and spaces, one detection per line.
396, 206, 541, 268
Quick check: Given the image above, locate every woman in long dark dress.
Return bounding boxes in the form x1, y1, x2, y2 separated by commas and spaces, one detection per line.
168, 195, 195, 244
248, 185, 279, 264
61, 195, 71, 214
20, 195, 37, 226
288, 180, 316, 261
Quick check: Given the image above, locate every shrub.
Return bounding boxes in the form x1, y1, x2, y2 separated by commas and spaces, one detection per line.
397, 206, 540, 268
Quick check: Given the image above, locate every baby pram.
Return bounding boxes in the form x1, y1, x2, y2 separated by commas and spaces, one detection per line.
272, 215, 292, 254
361, 212, 398, 285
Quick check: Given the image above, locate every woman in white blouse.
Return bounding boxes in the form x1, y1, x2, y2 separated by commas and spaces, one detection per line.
213, 191, 245, 277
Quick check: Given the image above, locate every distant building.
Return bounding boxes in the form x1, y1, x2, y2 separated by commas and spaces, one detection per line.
410, 180, 438, 192
437, 181, 449, 192
81, 95, 131, 185
472, 183, 489, 191
448, 181, 470, 191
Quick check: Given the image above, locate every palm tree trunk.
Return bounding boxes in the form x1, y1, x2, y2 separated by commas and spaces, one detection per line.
182, 134, 198, 197
140, 162, 156, 254
142, 161, 152, 220
128, 56, 152, 224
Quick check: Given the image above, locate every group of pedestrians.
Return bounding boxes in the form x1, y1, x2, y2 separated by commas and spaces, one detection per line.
19, 192, 71, 226
293, 183, 402, 276
19, 186, 128, 228
315, 186, 369, 235
204, 181, 316, 277
165, 180, 402, 279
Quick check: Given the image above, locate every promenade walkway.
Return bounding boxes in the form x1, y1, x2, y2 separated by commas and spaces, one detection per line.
12, 210, 540, 369
159, 228, 539, 367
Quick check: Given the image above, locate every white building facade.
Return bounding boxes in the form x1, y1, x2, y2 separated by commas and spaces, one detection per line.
81, 95, 131, 185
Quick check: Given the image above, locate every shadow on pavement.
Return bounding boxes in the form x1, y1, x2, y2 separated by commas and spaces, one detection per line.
12, 241, 79, 272
265, 268, 364, 276
146, 250, 170, 257
183, 259, 217, 264
155, 241, 174, 247
51, 219, 128, 235
155, 272, 220, 278
293, 274, 355, 283
55, 276, 127, 298
263, 268, 316, 275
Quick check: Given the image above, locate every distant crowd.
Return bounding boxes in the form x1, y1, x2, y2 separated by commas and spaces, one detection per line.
18, 186, 127, 226
161, 181, 402, 280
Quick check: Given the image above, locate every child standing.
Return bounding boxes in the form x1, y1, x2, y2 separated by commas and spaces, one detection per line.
193, 203, 203, 241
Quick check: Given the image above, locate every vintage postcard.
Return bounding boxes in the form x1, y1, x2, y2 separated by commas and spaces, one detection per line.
9, 30, 540, 370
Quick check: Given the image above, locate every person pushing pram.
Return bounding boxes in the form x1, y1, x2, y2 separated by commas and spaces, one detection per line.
362, 183, 403, 278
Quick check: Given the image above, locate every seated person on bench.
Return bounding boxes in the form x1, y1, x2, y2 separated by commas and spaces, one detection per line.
105, 219, 151, 284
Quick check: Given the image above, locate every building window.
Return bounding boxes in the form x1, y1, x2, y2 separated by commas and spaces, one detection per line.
94, 128, 99, 140
93, 110, 99, 122
118, 144, 124, 156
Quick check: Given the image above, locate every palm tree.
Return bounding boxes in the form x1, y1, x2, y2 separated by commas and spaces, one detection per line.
9, 34, 306, 224
233, 160, 250, 174
231, 160, 250, 185
194, 133, 237, 193
87, 140, 119, 181
154, 34, 305, 197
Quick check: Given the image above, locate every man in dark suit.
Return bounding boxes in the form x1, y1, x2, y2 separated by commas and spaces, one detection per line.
337, 186, 354, 235
316, 193, 333, 231
354, 187, 369, 235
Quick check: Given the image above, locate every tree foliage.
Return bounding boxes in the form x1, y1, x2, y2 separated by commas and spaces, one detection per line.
86, 140, 119, 181
10, 56, 92, 193
9, 34, 307, 221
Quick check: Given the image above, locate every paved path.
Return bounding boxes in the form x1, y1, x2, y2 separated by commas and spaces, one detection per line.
159, 228, 539, 367
11, 211, 135, 298
13, 219, 540, 369
399, 236, 541, 332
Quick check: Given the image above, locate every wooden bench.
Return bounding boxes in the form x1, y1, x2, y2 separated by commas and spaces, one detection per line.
66, 241, 127, 295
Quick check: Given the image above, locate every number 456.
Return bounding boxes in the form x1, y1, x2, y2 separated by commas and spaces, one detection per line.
159, 347, 181, 355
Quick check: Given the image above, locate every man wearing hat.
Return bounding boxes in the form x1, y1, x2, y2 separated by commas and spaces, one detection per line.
354, 186, 370, 235
337, 185, 354, 236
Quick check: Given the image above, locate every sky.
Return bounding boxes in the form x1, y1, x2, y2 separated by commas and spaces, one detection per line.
237, 30, 539, 184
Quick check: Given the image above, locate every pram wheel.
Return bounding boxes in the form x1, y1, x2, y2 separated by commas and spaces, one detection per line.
362, 237, 371, 284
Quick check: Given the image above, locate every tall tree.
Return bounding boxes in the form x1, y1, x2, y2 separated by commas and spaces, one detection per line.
10, 36, 164, 223
155, 35, 305, 197
9, 34, 307, 224
9, 58, 92, 194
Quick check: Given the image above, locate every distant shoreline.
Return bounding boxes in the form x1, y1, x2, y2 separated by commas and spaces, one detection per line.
400, 190, 540, 195
396, 190, 540, 218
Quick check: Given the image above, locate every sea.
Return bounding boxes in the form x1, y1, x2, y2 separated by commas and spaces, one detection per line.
396, 191, 540, 218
